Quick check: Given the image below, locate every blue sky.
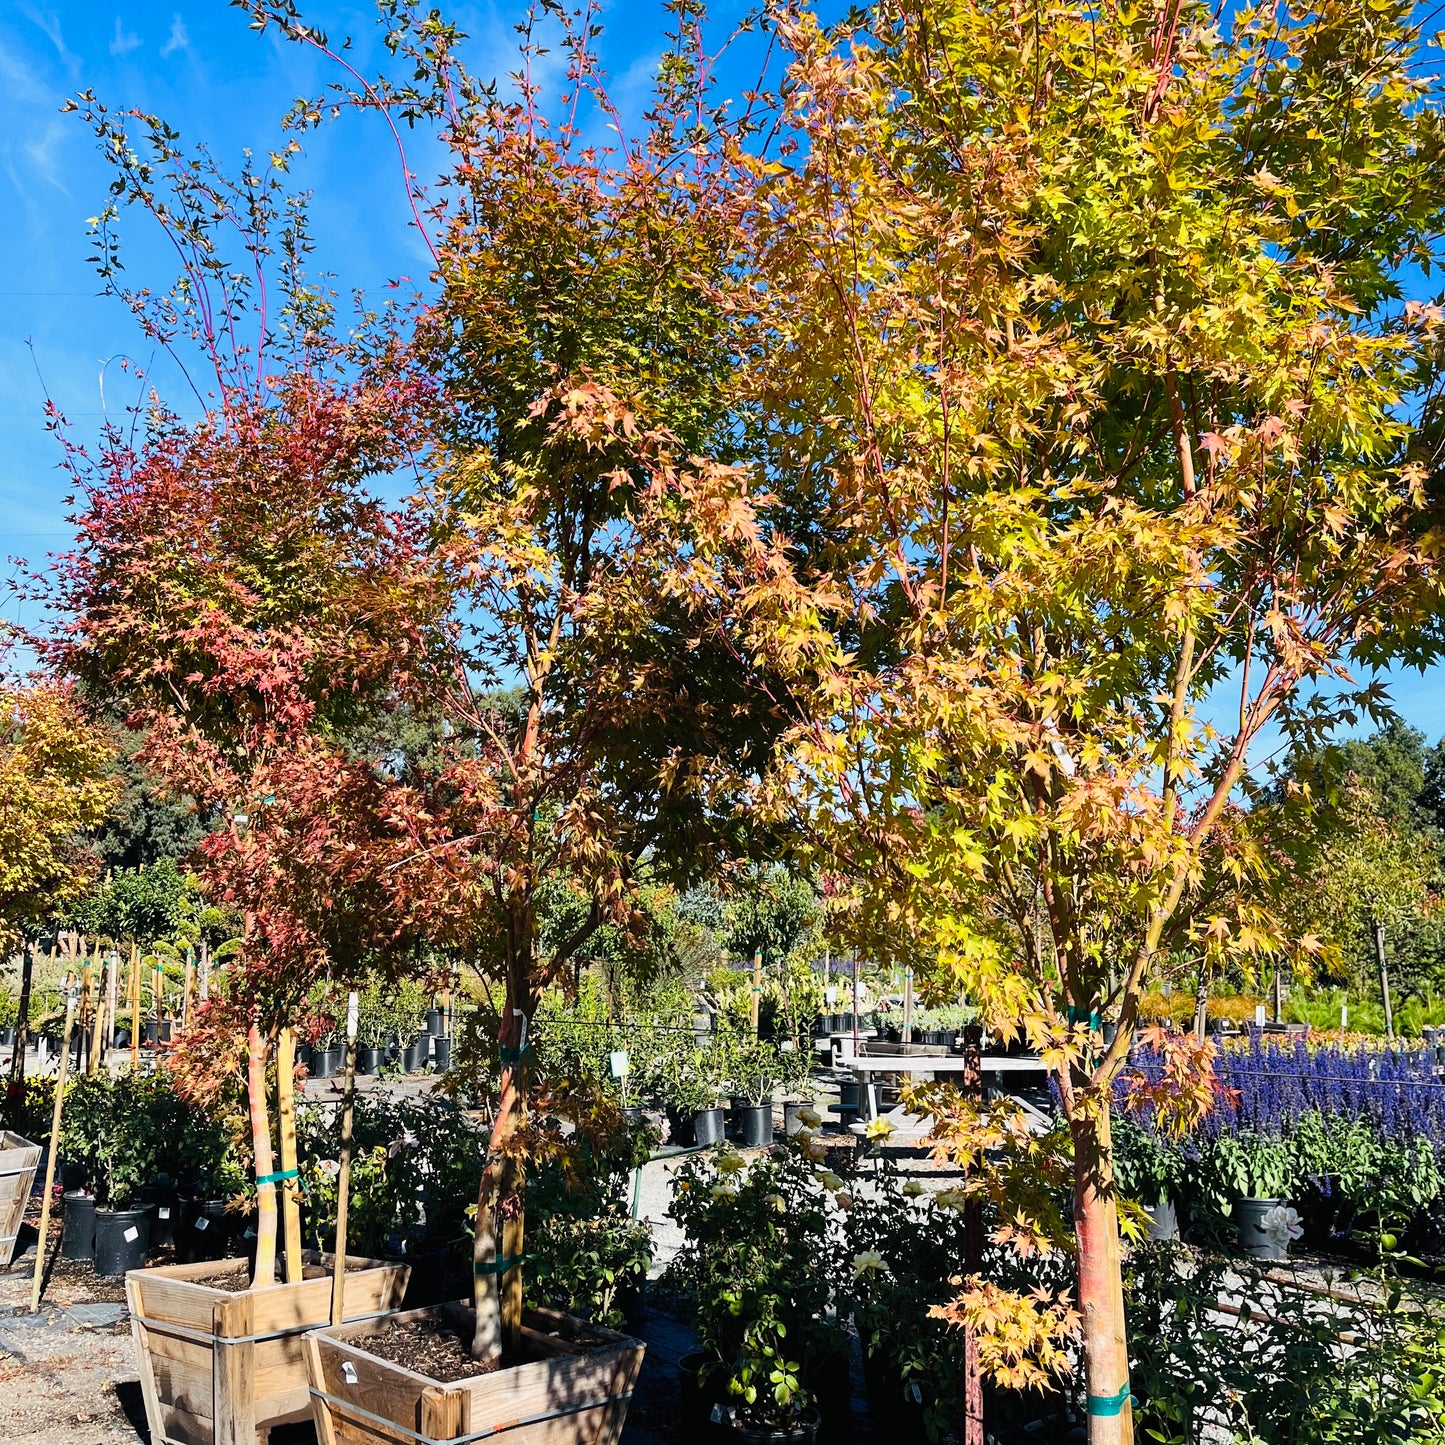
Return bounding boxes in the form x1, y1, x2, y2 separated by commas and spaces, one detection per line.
1, 2, 1441, 749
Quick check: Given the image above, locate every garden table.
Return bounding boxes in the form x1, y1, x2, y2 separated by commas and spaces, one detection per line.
836, 1050, 1051, 1126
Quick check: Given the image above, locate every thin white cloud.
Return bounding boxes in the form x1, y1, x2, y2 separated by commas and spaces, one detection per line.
159, 14, 189, 59
18, 5, 78, 74
110, 18, 141, 58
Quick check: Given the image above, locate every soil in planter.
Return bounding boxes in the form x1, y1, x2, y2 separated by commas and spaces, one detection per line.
187, 1257, 373, 1291
360, 1314, 616, 1384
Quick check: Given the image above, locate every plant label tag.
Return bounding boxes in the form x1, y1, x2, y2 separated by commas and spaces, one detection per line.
341, 1362, 358, 1386
780, 1039, 796, 1052
195, 1218, 208, 1231
825, 986, 838, 1005
123, 1227, 139, 1243
1254, 1005, 1266, 1027
610, 1050, 628, 1078
158, 1208, 171, 1219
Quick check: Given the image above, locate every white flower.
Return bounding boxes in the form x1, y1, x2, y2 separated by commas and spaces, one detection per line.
798, 1108, 822, 1128
316, 1159, 341, 1179
852, 1249, 885, 1278
901, 1179, 924, 1198
1260, 1205, 1303, 1248
762, 1193, 786, 1214
711, 1180, 741, 1201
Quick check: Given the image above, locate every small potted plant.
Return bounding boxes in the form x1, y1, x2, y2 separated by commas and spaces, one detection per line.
355, 984, 391, 1075
1210, 1129, 1298, 1260
658, 1042, 726, 1146
722, 1030, 782, 1148
1113, 1115, 1185, 1242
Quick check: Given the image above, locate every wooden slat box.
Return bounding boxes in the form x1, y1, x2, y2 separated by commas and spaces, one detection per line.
127, 1253, 409, 1445
305, 1303, 644, 1445
0, 1130, 41, 1268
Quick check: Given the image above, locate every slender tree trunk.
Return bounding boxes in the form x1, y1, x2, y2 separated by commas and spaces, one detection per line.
1071, 1102, 1133, 1445
247, 1018, 279, 1287
1374, 919, 1394, 1040
472, 938, 532, 1364
276, 1027, 303, 1283
9, 947, 34, 1087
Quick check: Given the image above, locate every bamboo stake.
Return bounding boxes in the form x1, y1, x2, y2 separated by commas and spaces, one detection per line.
750, 950, 762, 1033
276, 1027, 303, 1283
80, 961, 97, 1077
129, 943, 140, 1070
182, 952, 194, 1032
104, 946, 118, 1063
199, 938, 210, 1002
330, 991, 358, 1327
31, 978, 78, 1312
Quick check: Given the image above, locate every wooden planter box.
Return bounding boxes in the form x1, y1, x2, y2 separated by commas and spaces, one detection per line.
305, 1303, 644, 1445
0, 1131, 41, 1268
126, 1253, 409, 1445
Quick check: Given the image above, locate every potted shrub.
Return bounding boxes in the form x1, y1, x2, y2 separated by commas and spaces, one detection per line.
1208, 1130, 1298, 1260
1113, 1115, 1185, 1242
722, 1031, 782, 1148
658, 1043, 726, 1146
667, 1145, 849, 1442
355, 985, 391, 1075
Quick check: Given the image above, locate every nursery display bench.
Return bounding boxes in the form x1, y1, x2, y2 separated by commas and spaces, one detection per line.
304, 1303, 644, 1445
837, 1050, 1051, 1130
126, 1253, 409, 1445
0, 1131, 41, 1267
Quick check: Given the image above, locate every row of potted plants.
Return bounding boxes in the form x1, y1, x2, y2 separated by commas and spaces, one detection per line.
1116, 1036, 1445, 1260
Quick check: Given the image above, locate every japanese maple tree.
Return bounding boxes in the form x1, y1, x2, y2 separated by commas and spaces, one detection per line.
727, 2, 1445, 1439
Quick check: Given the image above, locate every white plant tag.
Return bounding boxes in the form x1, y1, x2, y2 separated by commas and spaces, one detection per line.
341, 1362, 359, 1386
158, 1208, 171, 1220
123, 1227, 139, 1243
195, 1217, 209, 1231
610, 1050, 628, 1078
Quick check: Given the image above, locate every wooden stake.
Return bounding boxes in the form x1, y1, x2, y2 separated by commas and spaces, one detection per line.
105, 946, 119, 1063
86, 959, 104, 1077
331, 992, 358, 1327
199, 938, 210, 1002
8, 945, 35, 1089
276, 1027, 303, 1284
902, 966, 914, 1044
31, 978, 78, 1312
129, 944, 140, 1070
182, 953, 194, 1032
750, 950, 762, 1034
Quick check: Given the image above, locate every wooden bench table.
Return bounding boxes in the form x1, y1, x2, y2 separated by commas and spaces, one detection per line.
836, 1050, 1051, 1129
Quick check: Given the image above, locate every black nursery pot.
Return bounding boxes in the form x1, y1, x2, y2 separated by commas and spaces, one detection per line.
176, 1198, 231, 1263
721, 1408, 822, 1444
311, 1046, 342, 1079
733, 1102, 774, 1148
357, 1046, 385, 1076
403, 1036, 429, 1073
94, 1207, 151, 1277
61, 1191, 97, 1261
426, 1009, 445, 1036
0, 1026, 14, 1046
692, 1106, 726, 1147
159, 1020, 174, 1043
783, 1100, 816, 1138
144, 1020, 159, 1045
432, 1036, 452, 1072
678, 1352, 727, 1425
140, 1183, 180, 1248
112, 1027, 131, 1050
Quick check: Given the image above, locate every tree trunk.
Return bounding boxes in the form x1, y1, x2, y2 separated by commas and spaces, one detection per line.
276, 1027, 304, 1284
8, 947, 34, 1087
1072, 1102, 1133, 1445
1374, 919, 1394, 1040
247, 1019, 279, 1287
